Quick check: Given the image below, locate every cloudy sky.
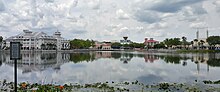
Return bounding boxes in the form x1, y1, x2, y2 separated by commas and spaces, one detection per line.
0, 0, 220, 42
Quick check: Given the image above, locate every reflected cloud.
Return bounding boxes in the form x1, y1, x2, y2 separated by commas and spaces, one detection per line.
0, 51, 220, 84
2, 52, 70, 74
137, 74, 163, 84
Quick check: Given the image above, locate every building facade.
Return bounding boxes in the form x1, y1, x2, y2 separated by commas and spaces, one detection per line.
5, 30, 70, 50
144, 38, 159, 48
94, 41, 112, 50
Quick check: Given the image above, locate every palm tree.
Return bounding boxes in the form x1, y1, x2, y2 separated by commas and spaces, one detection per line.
200, 40, 205, 49
182, 36, 187, 49
0, 36, 2, 49
0, 36, 3, 43
191, 41, 194, 49
194, 39, 198, 49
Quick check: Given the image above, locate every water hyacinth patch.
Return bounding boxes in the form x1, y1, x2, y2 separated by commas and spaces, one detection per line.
0, 80, 220, 91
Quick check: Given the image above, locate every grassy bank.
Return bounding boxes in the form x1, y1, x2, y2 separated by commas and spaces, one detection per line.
177, 49, 220, 53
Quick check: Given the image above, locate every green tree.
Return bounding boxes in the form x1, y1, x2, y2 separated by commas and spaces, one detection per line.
0, 36, 3, 43
154, 42, 165, 49
111, 42, 122, 49
191, 41, 194, 47
182, 36, 187, 49
193, 39, 199, 49
163, 38, 181, 48
131, 43, 145, 48
70, 39, 94, 49
122, 42, 145, 49
163, 56, 181, 64
207, 36, 220, 47
207, 59, 220, 67
200, 40, 205, 49
69, 53, 95, 63
0, 36, 2, 49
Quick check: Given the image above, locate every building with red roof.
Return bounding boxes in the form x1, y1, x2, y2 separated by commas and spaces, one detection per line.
144, 38, 159, 48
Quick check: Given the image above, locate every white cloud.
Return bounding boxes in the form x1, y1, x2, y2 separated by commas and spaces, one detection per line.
134, 10, 161, 23
150, 0, 204, 13
213, 0, 220, 6
147, 22, 168, 29
145, 30, 166, 37
87, 0, 100, 10
136, 26, 144, 30
190, 22, 207, 28
0, 0, 5, 11
45, 0, 54, 3
0, 0, 220, 42
213, 0, 220, 12
119, 27, 129, 32
116, 9, 129, 20
109, 23, 123, 29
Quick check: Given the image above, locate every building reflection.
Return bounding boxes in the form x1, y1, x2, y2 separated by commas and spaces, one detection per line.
3, 52, 70, 74
1, 51, 220, 74
191, 53, 220, 74
95, 51, 112, 59
144, 54, 159, 63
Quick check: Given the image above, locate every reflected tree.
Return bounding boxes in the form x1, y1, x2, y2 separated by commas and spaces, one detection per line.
136, 54, 145, 58
0, 36, 2, 42
164, 56, 181, 64
207, 59, 220, 67
111, 53, 122, 59
41, 53, 56, 60
69, 53, 95, 63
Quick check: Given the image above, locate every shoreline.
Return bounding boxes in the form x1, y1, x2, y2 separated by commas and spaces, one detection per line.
1, 80, 220, 91
1, 49, 220, 53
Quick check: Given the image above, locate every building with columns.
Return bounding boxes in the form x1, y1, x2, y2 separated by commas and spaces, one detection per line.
5, 30, 70, 50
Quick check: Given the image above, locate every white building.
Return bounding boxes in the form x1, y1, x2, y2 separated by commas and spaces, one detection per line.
191, 31, 210, 49
120, 37, 132, 44
5, 30, 70, 50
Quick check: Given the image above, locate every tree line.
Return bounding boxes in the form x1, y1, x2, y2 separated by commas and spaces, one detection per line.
1, 35, 220, 50
111, 42, 145, 49
154, 36, 220, 49
69, 39, 95, 49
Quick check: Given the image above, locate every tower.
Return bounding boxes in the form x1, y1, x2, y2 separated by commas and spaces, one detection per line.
207, 30, 209, 38
196, 31, 199, 39
123, 37, 128, 40
54, 30, 61, 38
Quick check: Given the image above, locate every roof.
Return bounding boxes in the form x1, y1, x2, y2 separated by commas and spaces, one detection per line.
145, 40, 158, 43
6, 31, 62, 40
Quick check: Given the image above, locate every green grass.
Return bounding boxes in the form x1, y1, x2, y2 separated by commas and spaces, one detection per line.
177, 49, 220, 53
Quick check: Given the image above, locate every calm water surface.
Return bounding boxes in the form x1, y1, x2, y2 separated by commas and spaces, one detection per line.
0, 51, 220, 85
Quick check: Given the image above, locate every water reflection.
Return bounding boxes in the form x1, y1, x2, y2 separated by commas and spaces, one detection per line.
2, 52, 70, 73
0, 51, 220, 84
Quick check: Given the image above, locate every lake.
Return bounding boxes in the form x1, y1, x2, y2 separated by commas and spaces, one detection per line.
0, 51, 220, 85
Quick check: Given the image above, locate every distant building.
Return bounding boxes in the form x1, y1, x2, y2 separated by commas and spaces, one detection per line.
95, 41, 112, 50
120, 37, 132, 44
144, 38, 159, 48
5, 30, 70, 50
192, 31, 210, 49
